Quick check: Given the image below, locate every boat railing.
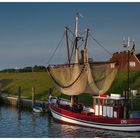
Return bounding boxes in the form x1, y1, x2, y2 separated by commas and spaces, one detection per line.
49, 96, 71, 106
83, 106, 95, 113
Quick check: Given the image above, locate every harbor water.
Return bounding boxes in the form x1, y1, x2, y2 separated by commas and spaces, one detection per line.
0, 105, 140, 138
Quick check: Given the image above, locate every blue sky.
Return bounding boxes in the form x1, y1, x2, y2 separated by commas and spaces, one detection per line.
0, 2, 140, 69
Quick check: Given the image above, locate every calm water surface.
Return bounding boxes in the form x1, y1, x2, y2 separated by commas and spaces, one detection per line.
0, 105, 140, 138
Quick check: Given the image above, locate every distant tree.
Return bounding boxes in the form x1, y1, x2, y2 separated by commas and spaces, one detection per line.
0, 65, 47, 73
0, 68, 16, 73
32, 65, 46, 72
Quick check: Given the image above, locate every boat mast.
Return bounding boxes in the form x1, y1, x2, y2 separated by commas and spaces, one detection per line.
84, 28, 89, 63
75, 13, 79, 64
127, 37, 131, 97
71, 13, 80, 108
84, 28, 89, 49
122, 37, 133, 119
123, 37, 131, 95
75, 13, 78, 38
65, 27, 71, 65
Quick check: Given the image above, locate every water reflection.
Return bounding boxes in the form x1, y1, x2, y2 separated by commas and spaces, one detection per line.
0, 106, 2, 120
31, 112, 37, 128
17, 109, 21, 120
48, 122, 140, 138
0, 105, 140, 138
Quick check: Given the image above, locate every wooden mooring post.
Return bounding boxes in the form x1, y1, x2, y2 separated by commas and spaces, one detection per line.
32, 87, 35, 105
0, 86, 49, 111
17, 86, 21, 108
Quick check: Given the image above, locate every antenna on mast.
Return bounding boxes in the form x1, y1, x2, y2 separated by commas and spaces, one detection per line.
128, 37, 131, 48
122, 37, 127, 48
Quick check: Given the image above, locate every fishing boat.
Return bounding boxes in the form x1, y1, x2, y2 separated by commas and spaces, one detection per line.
47, 14, 140, 131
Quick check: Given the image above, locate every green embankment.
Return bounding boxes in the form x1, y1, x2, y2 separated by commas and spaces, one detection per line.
108, 71, 140, 94
0, 72, 53, 101
0, 71, 140, 108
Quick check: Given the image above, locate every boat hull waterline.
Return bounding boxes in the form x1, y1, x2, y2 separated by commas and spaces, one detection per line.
49, 104, 140, 132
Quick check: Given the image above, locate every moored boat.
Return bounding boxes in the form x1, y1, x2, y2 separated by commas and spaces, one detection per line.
49, 95, 140, 131
32, 103, 43, 113
47, 13, 140, 131
32, 102, 49, 113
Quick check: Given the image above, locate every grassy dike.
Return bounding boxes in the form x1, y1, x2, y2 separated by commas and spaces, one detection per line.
0, 71, 140, 108
0, 72, 53, 101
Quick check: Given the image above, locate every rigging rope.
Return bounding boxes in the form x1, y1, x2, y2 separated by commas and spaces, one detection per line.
89, 33, 112, 56
47, 32, 65, 65
70, 36, 76, 62
67, 28, 75, 36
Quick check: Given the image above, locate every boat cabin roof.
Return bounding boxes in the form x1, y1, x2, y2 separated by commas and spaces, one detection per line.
92, 96, 125, 100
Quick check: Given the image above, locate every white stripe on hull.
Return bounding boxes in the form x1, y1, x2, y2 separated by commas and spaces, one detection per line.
51, 109, 140, 132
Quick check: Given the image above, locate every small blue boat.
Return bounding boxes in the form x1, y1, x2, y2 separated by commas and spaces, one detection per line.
32, 103, 43, 113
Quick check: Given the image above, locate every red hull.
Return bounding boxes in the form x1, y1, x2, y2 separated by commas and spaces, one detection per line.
50, 103, 140, 131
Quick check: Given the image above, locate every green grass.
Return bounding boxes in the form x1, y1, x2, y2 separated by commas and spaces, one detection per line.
108, 71, 140, 95
0, 72, 53, 101
0, 71, 140, 107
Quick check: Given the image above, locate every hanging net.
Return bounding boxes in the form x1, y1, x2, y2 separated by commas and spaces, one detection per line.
47, 64, 88, 95
85, 63, 118, 95
47, 62, 118, 96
